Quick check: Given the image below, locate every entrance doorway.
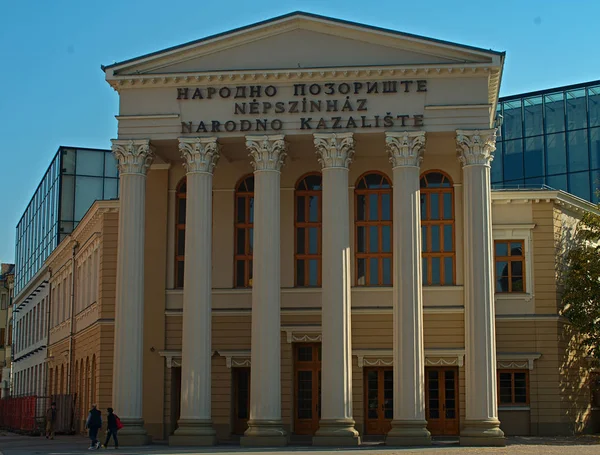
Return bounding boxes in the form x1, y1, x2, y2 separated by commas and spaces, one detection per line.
293, 343, 321, 435
364, 367, 393, 434
232, 367, 250, 435
425, 367, 459, 435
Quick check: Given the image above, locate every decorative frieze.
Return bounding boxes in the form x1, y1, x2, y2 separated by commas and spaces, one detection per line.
282, 326, 322, 344
111, 139, 154, 175
385, 131, 426, 168
178, 137, 220, 174
456, 129, 497, 167
245, 135, 287, 171
313, 132, 355, 169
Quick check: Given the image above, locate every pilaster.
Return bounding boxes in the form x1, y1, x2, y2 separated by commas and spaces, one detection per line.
312, 132, 360, 446
170, 137, 219, 446
456, 129, 505, 447
110, 139, 154, 445
241, 135, 287, 447
385, 131, 431, 446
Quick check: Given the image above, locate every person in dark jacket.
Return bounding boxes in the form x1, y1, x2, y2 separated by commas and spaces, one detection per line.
85, 404, 102, 450
102, 407, 119, 449
45, 402, 57, 439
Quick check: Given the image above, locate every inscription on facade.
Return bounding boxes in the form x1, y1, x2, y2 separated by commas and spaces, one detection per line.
178, 80, 427, 133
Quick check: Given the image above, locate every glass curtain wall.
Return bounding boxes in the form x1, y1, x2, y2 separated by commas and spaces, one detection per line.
493, 81, 600, 203
14, 147, 117, 295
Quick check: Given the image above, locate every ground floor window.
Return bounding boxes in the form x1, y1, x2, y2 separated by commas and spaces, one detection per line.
498, 370, 529, 405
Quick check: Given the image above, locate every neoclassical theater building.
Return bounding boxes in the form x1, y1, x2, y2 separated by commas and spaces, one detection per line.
98, 12, 599, 446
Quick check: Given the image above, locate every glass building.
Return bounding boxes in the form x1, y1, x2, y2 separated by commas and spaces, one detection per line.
14, 147, 118, 294
493, 79, 600, 203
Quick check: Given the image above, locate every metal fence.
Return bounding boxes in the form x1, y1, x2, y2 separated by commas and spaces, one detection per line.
0, 394, 76, 434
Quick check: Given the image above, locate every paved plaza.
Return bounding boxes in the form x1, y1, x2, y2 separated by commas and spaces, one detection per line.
0, 433, 599, 455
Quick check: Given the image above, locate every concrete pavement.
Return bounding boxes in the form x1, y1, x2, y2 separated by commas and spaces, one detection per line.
0, 433, 599, 455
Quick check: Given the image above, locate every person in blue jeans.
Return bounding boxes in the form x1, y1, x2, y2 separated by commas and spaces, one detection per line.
85, 404, 102, 450
102, 408, 119, 449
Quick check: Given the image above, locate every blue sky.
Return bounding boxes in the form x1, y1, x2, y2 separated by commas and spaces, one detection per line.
1, 0, 599, 262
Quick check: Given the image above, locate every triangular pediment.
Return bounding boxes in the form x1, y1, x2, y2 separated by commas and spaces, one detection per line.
105, 12, 503, 76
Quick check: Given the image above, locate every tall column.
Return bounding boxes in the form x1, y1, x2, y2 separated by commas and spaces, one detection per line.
111, 139, 154, 445
385, 132, 431, 446
241, 135, 288, 447
456, 129, 505, 447
170, 137, 219, 446
313, 132, 360, 446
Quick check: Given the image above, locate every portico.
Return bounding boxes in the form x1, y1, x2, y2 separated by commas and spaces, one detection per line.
104, 11, 506, 448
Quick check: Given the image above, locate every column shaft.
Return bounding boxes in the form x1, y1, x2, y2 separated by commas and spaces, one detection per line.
457, 130, 505, 447
385, 132, 430, 446
241, 135, 287, 447
313, 132, 359, 446
111, 139, 154, 445
171, 138, 219, 446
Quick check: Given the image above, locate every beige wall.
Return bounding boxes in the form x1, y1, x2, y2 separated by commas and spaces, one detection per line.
45, 201, 118, 433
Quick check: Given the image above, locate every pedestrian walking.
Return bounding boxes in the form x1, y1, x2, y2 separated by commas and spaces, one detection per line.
45, 402, 57, 439
85, 404, 102, 450
102, 407, 120, 449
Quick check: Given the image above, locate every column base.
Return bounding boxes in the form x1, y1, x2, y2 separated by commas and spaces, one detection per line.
116, 418, 151, 446
169, 419, 217, 446
240, 420, 287, 447
460, 419, 505, 446
386, 419, 431, 446
312, 419, 360, 446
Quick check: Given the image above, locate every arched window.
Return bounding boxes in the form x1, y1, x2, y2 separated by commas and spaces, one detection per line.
234, 175, 254, 288
355, 172, 392, 286
295, 173, 322, 287
420, 171, 455, 285
175, 178, 187, 288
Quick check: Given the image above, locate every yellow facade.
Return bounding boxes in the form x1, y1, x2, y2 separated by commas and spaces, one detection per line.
40, 12, 600, 445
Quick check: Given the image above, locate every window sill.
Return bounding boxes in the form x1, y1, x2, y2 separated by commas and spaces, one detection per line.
495, 293, 533, 301
498, 406, 530, 411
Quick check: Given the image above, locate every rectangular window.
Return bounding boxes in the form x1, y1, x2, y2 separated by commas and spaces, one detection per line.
498, 370, 529, 406
0, 294, 6, 310
0, 328, 4, 348
494, 240, 525, 293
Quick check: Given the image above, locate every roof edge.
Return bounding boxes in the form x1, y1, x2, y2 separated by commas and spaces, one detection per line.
102, 11, 505, 72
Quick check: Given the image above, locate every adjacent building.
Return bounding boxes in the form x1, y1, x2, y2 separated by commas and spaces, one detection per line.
11, 146, 117, 399
0, 263, 14, 397
493, 80, 600, 202
45, 199, 118, 433
98, 11, 600, 447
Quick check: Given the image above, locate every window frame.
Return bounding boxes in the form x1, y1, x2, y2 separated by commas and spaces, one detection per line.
234, 175, 255, 288
420, 170, 456, 286
354, 171, 393, 287
294, 172, 322, 287
494, 239, 526, 293
497, 369, 530, 406
175, 177, 187, 289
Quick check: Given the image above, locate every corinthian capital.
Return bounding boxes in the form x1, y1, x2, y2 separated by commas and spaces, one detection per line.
456, 129, 497, 167
385, 131, 426, 168
245, 135, 287, 172
179, 137, 220, 174
111, 139, 154, 175
313, 132, 354, 169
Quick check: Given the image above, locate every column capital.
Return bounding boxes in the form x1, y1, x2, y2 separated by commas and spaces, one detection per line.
385, 131, 426, 168
178, 137, 220, 175
245, 135, 287, 172
456, 129, 497, 167
111, 139, 155, 175
314, 132, 355, 170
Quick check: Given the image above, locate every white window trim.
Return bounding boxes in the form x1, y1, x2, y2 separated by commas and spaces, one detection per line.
497, 352, 541, 370
492, 224, 535, 301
